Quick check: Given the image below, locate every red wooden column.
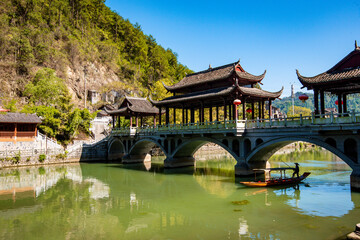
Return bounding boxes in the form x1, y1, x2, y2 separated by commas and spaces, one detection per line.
14, 123, 17, 140
130, 114, 133, 127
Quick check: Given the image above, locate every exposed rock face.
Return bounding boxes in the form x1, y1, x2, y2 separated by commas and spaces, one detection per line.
65, 62, 121, 105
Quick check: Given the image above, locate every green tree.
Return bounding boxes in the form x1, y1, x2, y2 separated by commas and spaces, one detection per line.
287, 105, 312, 118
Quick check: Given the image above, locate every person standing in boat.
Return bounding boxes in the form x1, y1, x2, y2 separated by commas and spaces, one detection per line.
292, 163, 300, 178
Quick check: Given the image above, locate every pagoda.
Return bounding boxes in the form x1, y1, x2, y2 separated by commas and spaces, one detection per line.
150, 60, 283, 125
105, 96, 161, 127
297, 41, 360, 115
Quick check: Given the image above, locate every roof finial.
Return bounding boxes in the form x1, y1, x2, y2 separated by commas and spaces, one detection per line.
209, 64, 212, 70
356, 40, 358, 49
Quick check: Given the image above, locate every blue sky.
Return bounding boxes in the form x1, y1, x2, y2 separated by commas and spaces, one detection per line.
105, 0, 360, 97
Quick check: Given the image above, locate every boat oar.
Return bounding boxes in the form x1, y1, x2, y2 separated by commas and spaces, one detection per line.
281, 161, 292, 168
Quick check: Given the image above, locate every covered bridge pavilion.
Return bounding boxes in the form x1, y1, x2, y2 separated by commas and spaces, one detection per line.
150, 60, 283, 125
297, 42, 360, 115
105, 96, 161, 128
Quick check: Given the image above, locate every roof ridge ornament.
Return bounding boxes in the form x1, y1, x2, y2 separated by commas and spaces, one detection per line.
209, 64, 212, 70
356, 40, 359, 49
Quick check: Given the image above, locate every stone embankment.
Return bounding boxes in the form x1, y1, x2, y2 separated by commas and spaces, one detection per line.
0, 135, 109, 169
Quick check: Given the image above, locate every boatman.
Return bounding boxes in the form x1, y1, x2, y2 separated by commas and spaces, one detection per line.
292, 163, 300, 178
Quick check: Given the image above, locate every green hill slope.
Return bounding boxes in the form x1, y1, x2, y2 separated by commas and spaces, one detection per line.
0, 0, 191, 106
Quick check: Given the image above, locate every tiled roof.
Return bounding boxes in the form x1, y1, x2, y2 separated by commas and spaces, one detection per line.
105, 96, 160, 115
297, 44, 360, 90
150, 85, 283, 106
163, 60, 266, 92
0, 113, 42, 124
297, 68, 360, 86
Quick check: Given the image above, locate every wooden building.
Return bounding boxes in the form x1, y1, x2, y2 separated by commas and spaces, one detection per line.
0, 113, 42, 142
105, 96, 161, 127
150, 60, 283, 125
297, 42, 360, 115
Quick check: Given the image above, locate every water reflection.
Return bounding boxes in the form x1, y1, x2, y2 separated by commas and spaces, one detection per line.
0, 150, 359, 239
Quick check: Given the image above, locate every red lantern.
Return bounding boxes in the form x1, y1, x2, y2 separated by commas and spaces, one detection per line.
298, 94, 309, 103
246, 108, 252, 113
233, 99, 241, 105
335, 100, 343, 105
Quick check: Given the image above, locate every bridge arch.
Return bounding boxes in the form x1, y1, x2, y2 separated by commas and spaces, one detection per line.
246, 136, 357, 169
170, 137, 239, 161
125, 137, 168, 163
108, 138, 126, 161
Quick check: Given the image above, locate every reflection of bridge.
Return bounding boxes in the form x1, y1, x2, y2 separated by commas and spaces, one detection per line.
106, 112, 360, 191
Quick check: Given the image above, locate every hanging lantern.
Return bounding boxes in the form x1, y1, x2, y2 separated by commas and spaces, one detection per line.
233, 99, 241, 105
246, 108, 252, 113
335, 100, 343, 105
298, 94, 309, 103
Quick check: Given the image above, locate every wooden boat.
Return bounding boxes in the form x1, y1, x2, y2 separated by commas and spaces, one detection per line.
240, 168, 311, 187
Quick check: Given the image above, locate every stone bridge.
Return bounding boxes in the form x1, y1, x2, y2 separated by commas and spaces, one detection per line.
106, 112, 360, 191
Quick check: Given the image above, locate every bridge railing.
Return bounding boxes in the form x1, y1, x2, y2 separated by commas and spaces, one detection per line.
245, 110, 360, 128
112, 120, 246, 136
111, 110, 360, 136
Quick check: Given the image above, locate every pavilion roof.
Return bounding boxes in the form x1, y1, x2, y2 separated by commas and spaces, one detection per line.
150, 84, 283, 107
0, 113, 42, 124
297, 42, 360, 93
163, 60, 266, 92
105, 96, 160, 116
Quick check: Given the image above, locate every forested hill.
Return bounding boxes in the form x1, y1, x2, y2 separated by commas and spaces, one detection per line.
273, 92, 360, 115
0, 0, 191, 106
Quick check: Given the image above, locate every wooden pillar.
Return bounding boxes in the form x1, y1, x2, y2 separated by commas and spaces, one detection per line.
261, 100, 265, 119
136, 115, 139, 127
232, 103, 236, 121
209, 107, 213, 122
130, 114, 133, 127
166, 107, 170, 125
182, 106, 185, 124
153, 114, 156, 126
242, 98, 246, 120
251, 102, 255, 119
14, 123, 17, 139
185, 108, 188, 124
190, 108, 195, 123
343, 94, 347, 113
173, 108, 176, 124
314, 89, 319, 115
201, 104, 204, 123
320, 90, 325, 115
258, 101, 261, 119
338, 94, 343, 114
216, 106, 219, 121
112, 116, 115, 128
198, 108, 202, 123
140, 116, 143, 127
224, 101, 227, 120
159, 107, 162, 125
229, 104, 233, 120
269, 100, 272, 119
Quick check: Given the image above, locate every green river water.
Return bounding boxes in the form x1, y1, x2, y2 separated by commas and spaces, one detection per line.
0, 149, 359, 240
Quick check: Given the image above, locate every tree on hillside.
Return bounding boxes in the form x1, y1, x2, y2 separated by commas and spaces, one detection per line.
287, 105, 312, 118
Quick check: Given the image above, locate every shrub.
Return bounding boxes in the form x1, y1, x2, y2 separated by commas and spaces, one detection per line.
38, 154, 46, 163
26, 157, 31, 162
56, 151, 67, 160
12, 152, 21, 164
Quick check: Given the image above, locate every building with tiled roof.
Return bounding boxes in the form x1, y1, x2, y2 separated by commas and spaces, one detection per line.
297, 41, 360, 115
0, 112, 42, 142
105, 96, 162, 127
151, 60, 283, 125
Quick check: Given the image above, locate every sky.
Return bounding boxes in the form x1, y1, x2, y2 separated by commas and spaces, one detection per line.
105, 0, 360, 97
